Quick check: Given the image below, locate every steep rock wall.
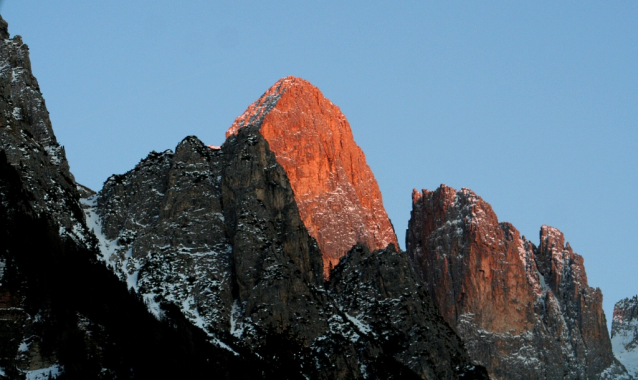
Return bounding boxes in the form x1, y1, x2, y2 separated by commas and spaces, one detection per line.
93, 130, 486, 379
407, 184, 628, 380
227, 76, 398, 274
0, 15, 262, 379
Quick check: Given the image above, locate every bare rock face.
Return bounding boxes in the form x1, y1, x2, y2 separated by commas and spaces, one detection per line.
328, 243, 488, 380
95, 137, 235, 335
0, 15, 81, 234
612, 296, 638, 377
94, 130, 328, 345
93, 127, 485, 379
0, 14, 88, 376
407, 184, 628, 380
227, 76, 398, 275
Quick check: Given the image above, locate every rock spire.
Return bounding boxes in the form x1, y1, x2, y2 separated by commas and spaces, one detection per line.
227, 76, 398, 275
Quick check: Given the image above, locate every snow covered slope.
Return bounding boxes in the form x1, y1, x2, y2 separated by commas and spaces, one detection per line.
613, 296, 638, 378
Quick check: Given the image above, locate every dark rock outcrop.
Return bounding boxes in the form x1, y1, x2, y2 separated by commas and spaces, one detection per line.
93, 129, 329, 346
94, 137, 235, 335
328, 243, 488, 379
407, 184, 628, 380
221, 126, 326, 341
0, 15, 81, 237
612, 296, 638, 377
227, 77, 398, 275
0, 13, 89, 375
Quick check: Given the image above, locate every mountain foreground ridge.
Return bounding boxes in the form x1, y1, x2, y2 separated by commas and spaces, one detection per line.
0, 15, 277, 379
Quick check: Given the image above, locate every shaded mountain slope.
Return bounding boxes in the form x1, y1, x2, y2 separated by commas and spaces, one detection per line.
0, 15, 304, 379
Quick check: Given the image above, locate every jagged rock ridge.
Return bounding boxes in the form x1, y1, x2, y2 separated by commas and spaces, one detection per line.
0, 15, 268, 379
227, 76, 398, 275
612, 296, 638, 378
406, 184, 629, 380
328, 243, 485, 379
91, 128, 487, 379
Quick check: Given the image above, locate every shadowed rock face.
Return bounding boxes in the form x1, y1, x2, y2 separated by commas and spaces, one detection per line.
0, 15, 80, 231
329, 243, 489, 380
227, 76, 398, 275
94, 129, 487, 380
96, 129, 327, 343
0, 14, 88, 374
407, 184, 628, 380
612, 296, 638, 377
0, 15, 269, 379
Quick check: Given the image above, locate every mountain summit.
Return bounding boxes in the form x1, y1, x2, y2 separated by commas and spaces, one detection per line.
227, 77, 398, 274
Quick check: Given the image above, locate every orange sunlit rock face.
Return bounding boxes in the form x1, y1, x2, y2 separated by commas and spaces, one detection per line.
406, 184, 618, 379
407, 185, 538, 334
227, 76, 398, 276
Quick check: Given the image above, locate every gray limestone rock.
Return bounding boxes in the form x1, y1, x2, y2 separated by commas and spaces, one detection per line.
328, 243, 488, 380
92, 127, 486, 379
0, 14, 87, 376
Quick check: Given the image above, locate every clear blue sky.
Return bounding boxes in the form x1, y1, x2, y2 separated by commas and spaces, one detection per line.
3, 1, 637, 331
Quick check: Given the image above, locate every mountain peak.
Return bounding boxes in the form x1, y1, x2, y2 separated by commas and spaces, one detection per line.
226, 76, 319, 137
225, 77, 398, 275
0, 15, 8, 40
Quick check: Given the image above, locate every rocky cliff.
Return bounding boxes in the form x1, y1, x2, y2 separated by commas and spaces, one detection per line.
0, 14, 80, 238
0, 14, 484, 376
227, 77, 398, 275
612, 296, 638, 377
328, 243, 485, 379
406, 184, 628, 380
91, 125, 487, 379
0, 13, 87, 376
